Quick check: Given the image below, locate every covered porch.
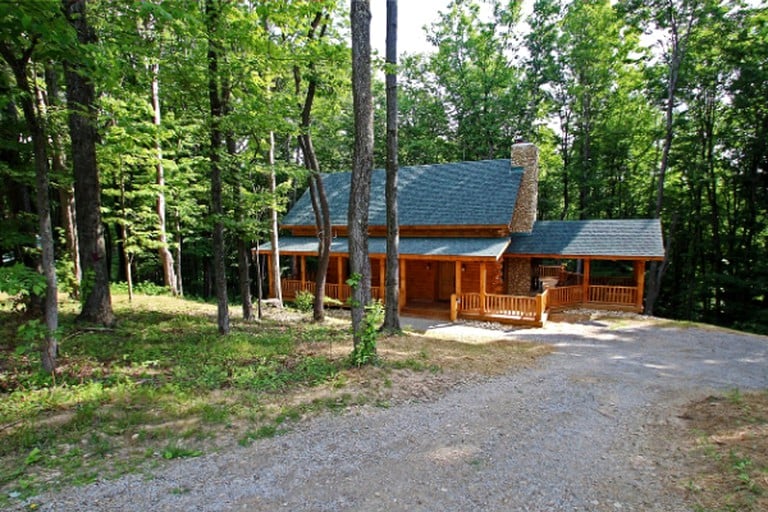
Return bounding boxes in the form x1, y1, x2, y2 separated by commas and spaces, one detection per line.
261, 219, 664, 327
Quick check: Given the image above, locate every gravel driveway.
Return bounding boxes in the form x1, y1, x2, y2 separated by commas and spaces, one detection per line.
21, 318, 768, 511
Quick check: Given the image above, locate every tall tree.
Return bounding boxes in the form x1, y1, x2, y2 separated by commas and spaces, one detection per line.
205, 0, 229, 334
140, 12, 179, 296
426, 0, 524, 159
349, 0, 374, 350
268, 131, 283, 308
626, 0, 705, 315
382, 0, 400, 332
0, 9, 59, 371
293, 10, 334, 322
44, 63, 80, 298
522, 0, 562, 140
62, 0, 115, 326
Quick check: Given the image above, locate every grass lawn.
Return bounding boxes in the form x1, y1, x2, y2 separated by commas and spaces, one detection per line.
678, 390, 768, 512
0, 290, 548, 507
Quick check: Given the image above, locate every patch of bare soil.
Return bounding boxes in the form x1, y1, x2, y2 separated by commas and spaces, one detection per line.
293, 329, 552, 408
672, 391, 768, 511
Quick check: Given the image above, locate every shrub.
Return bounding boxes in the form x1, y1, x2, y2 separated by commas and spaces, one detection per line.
293, 290, 314, 313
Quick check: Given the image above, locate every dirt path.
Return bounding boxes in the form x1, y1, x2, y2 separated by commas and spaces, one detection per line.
21, 319, 768, 511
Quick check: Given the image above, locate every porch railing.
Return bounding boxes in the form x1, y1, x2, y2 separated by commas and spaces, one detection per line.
536, 265, 565, 278
590, 276, 636, 287
588, 285, 637, 306
453, 291, 544, 324
281, 279, 383, 305
547, 285, 583, 309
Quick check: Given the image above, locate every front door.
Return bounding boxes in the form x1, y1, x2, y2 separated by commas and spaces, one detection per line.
436, 261, 455, 301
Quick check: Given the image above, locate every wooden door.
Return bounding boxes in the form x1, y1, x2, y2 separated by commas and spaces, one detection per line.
437, 261, 456, 301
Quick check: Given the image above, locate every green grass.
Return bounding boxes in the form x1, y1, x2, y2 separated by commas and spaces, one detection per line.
0, 292, 348, 507
0, 290, 552, 508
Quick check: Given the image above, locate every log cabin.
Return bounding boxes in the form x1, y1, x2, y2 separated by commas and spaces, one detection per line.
259, 143, 665, 326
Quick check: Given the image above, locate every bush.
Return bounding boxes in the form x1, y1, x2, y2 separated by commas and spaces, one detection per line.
0, 264, 45, 312
293, 290, 314, 313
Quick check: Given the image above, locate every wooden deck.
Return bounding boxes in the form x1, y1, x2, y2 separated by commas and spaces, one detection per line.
281, 279, 641, 327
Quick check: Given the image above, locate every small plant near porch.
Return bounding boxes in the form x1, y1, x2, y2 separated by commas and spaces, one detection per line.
346, 273, 382, 366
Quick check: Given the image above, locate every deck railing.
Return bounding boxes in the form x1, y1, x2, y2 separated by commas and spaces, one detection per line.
456, 292, 483, 313
547, 285, 583, 309
485, 293, 539, 320
282, 279, 383, 305
283, 280, 316, 297
536, 265, 565, 278
588, 285, 637, 306
453, 291, 545, 325
590, 276, 636, 287
451, 282, 639, 325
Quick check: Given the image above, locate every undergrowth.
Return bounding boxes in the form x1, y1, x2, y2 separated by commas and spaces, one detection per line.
0, 292, 348, 507
681, 390, 768, 512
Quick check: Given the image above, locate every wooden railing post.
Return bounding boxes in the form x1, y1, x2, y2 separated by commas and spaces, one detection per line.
634, 260, 645, 311
480, 262, 487, 315
535, 292, 542, 323
379, 257, 385, 303
582, 259, 591, 305
450, 293, 458, 321
455, 260, 462, 296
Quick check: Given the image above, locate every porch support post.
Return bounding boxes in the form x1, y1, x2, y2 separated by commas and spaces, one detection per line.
300, 256, 306, 286
379, 257, 385, 301
399, 259, 407, 311
336, 256, 344, 302
267, 253, 275, 298
454, 260, 462, 295
634, 260, 646, 311
480, 262, 487, 315
582, 259, 591, 305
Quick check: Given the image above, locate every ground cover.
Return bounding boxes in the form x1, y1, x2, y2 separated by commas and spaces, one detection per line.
677, 390, 768, 512
0, 291, 548, 507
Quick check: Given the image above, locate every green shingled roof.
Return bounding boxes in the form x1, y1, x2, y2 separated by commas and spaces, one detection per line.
282, 160, 523, 227
507, 220, 665, 259
261, 236, 510, 259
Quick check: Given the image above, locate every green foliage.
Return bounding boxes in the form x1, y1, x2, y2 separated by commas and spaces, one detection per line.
161, 443, 202, 460
0, 292, 355, 504
0, 264, 45, 311
238, 425, 280, 446
14, 319, 51, 363
349, 299, 383, 367
111, 281, 171, 296
293, 290, 314, 313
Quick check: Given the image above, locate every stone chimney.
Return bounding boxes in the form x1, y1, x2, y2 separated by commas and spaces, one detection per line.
509, 142, 539, 234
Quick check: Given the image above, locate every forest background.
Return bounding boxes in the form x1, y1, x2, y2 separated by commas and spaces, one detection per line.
1, 0, 766, 352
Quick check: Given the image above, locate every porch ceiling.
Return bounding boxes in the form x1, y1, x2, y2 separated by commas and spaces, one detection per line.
261, 236, 510, 260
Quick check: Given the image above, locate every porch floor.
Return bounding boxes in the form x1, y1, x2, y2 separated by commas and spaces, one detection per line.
401, 300, 451, 320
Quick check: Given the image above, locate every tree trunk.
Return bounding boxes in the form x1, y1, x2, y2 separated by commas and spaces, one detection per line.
44, 63, 80, 298
150, 59, 179, 296
228, 137, 253, 322
645, 6, 695, 316
62, 0, 114, 326
0, 44, 59, 371
206, 0, 229, 334
175, 209, 184, 297
237, 238, 254, 321
119, 172, 133, 302
349, 0, 374, 348
268, 131, 283, 307
302, 138, 331, 323
294, 11, 331, 322
382, 0, 400, 332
